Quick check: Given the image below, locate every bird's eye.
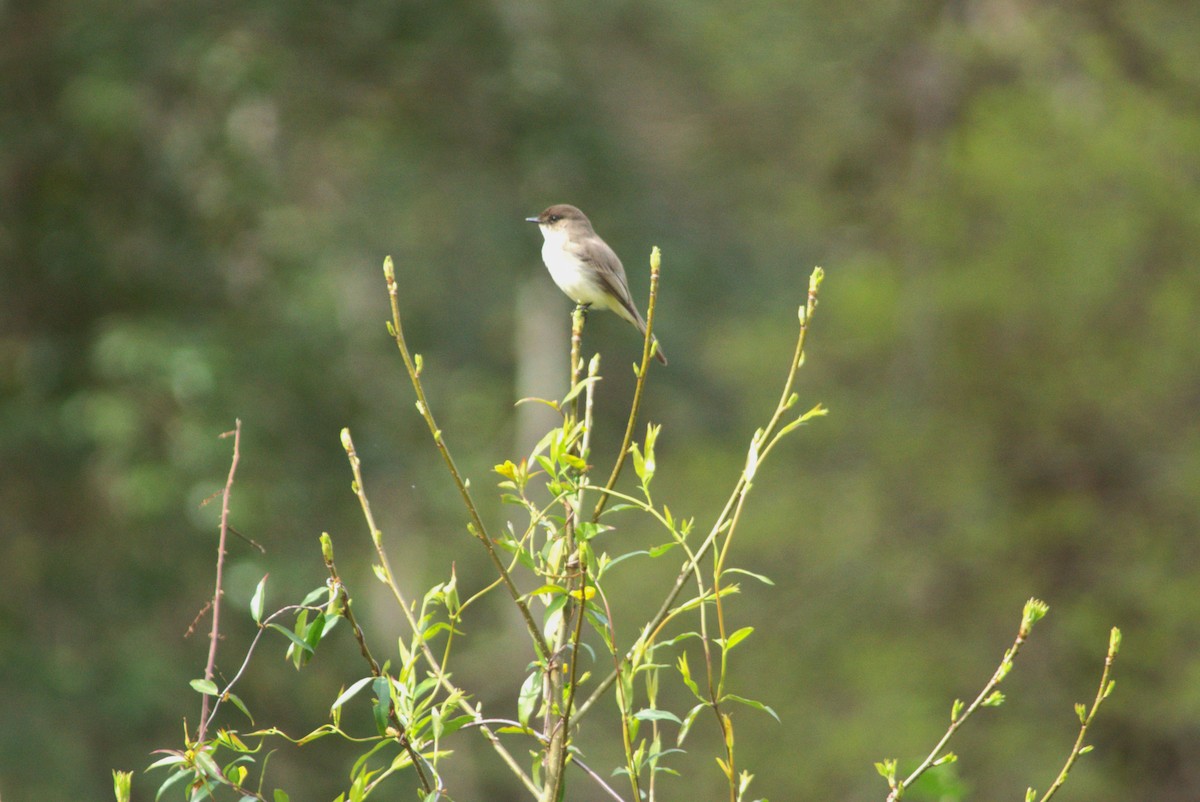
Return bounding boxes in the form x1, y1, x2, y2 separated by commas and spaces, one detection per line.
548, 215, 560, 222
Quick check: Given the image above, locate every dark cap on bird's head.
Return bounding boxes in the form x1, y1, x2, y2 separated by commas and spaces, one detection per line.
525, 204, 593, 231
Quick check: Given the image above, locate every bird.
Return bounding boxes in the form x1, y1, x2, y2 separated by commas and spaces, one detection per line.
526, 204, 667, 365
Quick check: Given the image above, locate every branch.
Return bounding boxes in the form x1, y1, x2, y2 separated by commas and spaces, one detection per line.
383, 256, 551, 663
341, 427, 539, 796
1034, 627, 1121, 802
320, 535, 432, 793
882, 598, 1050, 801
592, 246, 663, 522
198, 419, 241, 742
576, 267, 825, 722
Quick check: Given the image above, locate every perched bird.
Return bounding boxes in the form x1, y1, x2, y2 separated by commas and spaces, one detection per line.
526, 204, 667, 365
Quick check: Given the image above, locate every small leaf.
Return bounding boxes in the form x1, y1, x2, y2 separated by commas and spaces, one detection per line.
932, 751, 957, 766
677, 703, 704, 745
721, 567, 774, 585
226, 692, 253, 723
722, 693, 780, 722
561, 375, 600, 406
1079, 744, 1094, 755
632, 708, 682, 724
1021, 598, 1050, 635
744, 436, 759, 481
630, 443, 647, 483
332, 677, 375, 712
982, 691, 1005, 707
951, 698, 964, 722
720, 626, 754, 653
1075, 702, 1087, 723
250, 576, 268, 624
190, 679, 220, 696
517, 670, 540, 727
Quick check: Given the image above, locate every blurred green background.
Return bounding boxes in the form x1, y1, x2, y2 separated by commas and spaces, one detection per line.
3, 0, 1199, 799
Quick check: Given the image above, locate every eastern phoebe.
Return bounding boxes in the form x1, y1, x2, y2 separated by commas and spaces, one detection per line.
526, 204, 667, 365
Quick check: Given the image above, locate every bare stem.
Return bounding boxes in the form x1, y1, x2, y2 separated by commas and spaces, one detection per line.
1037, 627, 1121, 802
592, 246, 663, 522
887, 599, 1050, 801
198, 419, 241, 743
320, 538, 432, 793
576, 268, 824, 722
342, 426, 538, 797
383, 256, 550, 663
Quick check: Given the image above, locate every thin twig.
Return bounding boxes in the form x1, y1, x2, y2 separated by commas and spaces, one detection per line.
341, 428, 539, 797
886, 599, 1049, 801
198, 419, 241, 743
200, 603, 325, 733
576, 268, 824, 722
592, 246, 663, 522
1036, 627, 1121, 802
320, 539, 433, 793
541, 304, 590, 802
384, 256, 551, 663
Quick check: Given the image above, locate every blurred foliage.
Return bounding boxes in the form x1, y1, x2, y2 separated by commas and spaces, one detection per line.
2, 0, 1198, 799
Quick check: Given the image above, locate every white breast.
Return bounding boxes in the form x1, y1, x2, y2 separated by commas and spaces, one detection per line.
540, 229, 607, 306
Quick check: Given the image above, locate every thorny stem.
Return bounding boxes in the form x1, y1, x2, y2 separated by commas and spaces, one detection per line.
198, 419, 240, 743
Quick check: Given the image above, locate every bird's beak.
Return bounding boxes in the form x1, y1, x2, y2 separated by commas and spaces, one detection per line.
525, 216, 541, 223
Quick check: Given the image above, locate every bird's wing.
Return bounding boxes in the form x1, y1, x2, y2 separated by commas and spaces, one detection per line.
574, 239, 646, 330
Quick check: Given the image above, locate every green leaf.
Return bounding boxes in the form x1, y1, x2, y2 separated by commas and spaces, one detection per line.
932, 751, 957, 766
561, 376, 601, 406
744, 435, 760, 481
331, 676, 375, 712
371, 677, 391, 736
641, 423, 659, 482
268, 623, 312, 653
152, 767, 191, 801
226, 692, 253, 723
648, 542, 678, 558
190, 678, 220, 696
721, 567, 774, 585
677, 703, 705, 745
720, 626, 754, 652
300, 585, 328, 606
722, 693, 780, 722
951, 698, 964, 722
676, 653, 700, 698
517, 670, 540, 727
630, 443, 647, 483
632, 708, 682, 724
250, 576, 267, 624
